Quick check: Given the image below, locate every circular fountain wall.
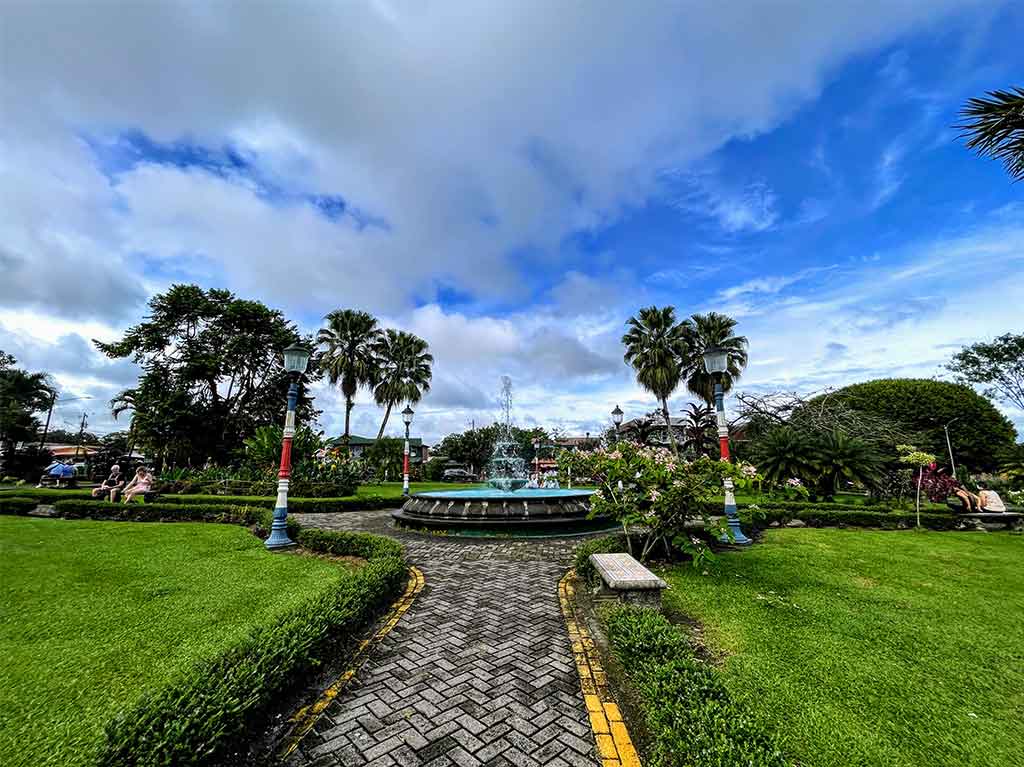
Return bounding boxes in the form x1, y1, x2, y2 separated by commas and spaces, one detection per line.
392, 487, 612, 534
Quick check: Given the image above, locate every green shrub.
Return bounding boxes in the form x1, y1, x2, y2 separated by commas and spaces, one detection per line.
52, 499, 257, 524
606, 606, 789, 767
0, 487, 94, 500
95, 554, 406, 766
0, 496, 39, 515
738, 507, 957, 531
297, 527, 404, 561
573, 535, 627, 581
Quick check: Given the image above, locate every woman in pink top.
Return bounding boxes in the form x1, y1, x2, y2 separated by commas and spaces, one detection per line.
122, 466, 154, 504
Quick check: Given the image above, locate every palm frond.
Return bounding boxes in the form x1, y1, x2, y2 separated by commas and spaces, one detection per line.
958, 87, 1024, 181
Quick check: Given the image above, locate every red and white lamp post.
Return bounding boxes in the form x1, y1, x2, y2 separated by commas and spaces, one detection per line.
703, 345, 751, 546
265, 343, 312, 551
401, 404, 415, 496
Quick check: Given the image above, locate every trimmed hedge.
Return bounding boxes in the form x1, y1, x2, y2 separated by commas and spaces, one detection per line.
606, 606, 789, 767
30, 497, 409, 766
96, 554, 406, 766
0, 496, 39, 515
737, 499, 946, 513
741, 507, 958, 531
1, 487, 399, 513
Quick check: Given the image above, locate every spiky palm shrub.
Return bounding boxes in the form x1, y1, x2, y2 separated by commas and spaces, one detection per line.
753, 427, 819, 489
815, 430, 884, 500
959, 87, 1024, 181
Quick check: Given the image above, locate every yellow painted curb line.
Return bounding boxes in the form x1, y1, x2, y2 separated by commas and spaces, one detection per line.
278, 565, 425, 759
559, 569, 642, 767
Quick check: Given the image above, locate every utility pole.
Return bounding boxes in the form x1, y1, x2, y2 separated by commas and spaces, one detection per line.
73, 413, 88, 462
38, 391, 57, 450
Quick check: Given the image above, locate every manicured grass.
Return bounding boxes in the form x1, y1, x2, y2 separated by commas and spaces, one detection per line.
356, 481, 480, 498
660, 529, 1024, 767
0, 517, 354, 767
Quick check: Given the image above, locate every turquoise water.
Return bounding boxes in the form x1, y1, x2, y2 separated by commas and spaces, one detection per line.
414, 488, 593, 500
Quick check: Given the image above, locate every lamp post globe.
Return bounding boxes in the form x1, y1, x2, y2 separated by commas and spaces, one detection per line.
401, 405, 414, 496
703, 345, 750, 546
265, 343, 311, 551
611, 404, 624, 438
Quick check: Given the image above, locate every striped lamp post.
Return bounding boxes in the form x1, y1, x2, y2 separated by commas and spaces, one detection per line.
703, 346, 751, 546
401, 405, 415, 497
265, 343, 312, 551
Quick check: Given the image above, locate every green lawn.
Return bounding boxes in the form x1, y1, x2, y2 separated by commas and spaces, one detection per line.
357, 481, 480, 498
0, 517, 354, 767
660, 529, 1024, 767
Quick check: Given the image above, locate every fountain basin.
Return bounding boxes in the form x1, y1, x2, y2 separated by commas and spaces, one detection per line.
392, 487, 613, 534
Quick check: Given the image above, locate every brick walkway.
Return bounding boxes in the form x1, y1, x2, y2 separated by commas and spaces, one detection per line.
286, 510, 601, 767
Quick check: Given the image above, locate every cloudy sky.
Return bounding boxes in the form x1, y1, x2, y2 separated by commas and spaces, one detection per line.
2, 0, 1022, 444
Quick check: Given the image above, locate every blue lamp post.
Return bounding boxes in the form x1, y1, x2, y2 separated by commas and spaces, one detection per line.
265, 343, 312, 551
704, 345, 751, 546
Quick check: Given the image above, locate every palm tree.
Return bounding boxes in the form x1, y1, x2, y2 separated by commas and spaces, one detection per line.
372, 330, 434, 439
958, 87, 1024, 181
679, 402, 717, 457
0, 365, 54, 456
682, 312, 748, 405
622, 306, 690, 452
753, 427, 819, 488
814, 430, 884, 500
318, 310, 382, 449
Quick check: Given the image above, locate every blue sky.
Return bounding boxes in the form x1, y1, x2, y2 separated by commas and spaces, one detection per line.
1, 1, 1022, 442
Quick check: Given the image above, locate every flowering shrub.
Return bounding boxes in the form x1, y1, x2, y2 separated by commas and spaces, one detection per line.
919, 464, 959, 503
558, 441, 755, 564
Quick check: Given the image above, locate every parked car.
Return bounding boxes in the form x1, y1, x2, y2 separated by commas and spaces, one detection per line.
442, 468, 477, 482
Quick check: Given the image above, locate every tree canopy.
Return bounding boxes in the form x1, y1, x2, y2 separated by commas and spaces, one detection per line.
0, 352, 53, 465
958, 86, 1024, 182
818, 378, 1017, 472
946, 332, 1024, 412
95, 285, 316, 466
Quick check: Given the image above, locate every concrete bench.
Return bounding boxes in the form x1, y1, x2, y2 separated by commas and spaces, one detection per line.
589, 552, 668, 608
953, 511, 1022, 532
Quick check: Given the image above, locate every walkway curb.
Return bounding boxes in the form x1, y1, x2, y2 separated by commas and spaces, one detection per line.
278, 564, 425, 759
559, 570, 642, 767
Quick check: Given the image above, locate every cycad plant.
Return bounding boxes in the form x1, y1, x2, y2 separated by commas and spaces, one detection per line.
753, 427, 819, 488
372, 329, 434, 439
816, 430, 884, 500
679, 402, 717, 457
683, 312, 749, 405
318, 309, 382, 449
958, 86, 1024, 181
622, 306, 691, 453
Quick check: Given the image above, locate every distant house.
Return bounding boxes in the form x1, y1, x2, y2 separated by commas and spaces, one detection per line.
328, 435, 430, 464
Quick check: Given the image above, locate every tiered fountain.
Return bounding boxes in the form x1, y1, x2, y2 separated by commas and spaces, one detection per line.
392, 378, 608, 534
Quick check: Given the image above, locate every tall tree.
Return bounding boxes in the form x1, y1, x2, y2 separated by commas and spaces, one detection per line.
958, 87, 1024, 181
317, 309, 382, 449
372, 330, 434, 439
947, 332, 1024, 412
682, 311, 748, 405
622, 306, 690, 452
0, 353, 54, 467
96, 285, 315, 466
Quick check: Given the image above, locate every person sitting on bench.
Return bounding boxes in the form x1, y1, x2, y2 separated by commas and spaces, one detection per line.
122, 466, 154, 504
36, 459, 63, 488
953, 484, 1007, 513
92, 464, 125, 501
54, 460, 77, 488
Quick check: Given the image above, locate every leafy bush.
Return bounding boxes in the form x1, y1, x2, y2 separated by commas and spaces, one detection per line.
606, 606, 789, 767
572, 534, 627, 581
96, 554, 406, 766
738, 507, 957, 531
52, 499, 264, 525
0, 496, 38, 515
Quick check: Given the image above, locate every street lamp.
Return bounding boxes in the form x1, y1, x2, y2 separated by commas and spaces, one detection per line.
703, 346, 751, 546
944, 416, 961, 477
533, 439, 540, 482
611, 404, 624, 439
265, 343, 311, 551
402, 405, 415, 496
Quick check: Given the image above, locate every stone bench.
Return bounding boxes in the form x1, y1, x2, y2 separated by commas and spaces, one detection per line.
953, 511, 1022, 532
589, 552, 668, 608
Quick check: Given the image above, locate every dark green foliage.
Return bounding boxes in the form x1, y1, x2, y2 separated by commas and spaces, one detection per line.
958, 87, 1024, 181
572, 535, 627, 580
371, 329, 433, 439
0, 496, 38, 514
0, 352, 54, 473
95, 555, 405, 766
318, 309, 382, 448
296, 527, 404, 561
738, 506, 957, 530
752, 427, 818, 486
51, 499, 264, 524
605, 607, 789, 767
821, 379, 1017, 472
364, 437, 405, 480
814, 429, 884, 498
49, 494, 398, 519
95, 285, 318, 467
947, 332, 1024, 412
681, 311, 749, 405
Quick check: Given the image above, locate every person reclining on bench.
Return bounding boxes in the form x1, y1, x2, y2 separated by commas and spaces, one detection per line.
122, 466, 154, 504
953, 483, 1007, 513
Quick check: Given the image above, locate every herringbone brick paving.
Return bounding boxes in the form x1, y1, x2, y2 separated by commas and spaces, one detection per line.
287, 511, 600, 767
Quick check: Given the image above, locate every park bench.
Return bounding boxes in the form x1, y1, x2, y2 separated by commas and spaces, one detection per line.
953, 510, 1023, 532
589, 552, 668, 609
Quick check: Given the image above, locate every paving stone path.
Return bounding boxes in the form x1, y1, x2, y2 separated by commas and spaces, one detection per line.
286, 510, 601, 767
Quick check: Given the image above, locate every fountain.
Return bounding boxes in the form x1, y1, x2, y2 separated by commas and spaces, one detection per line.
392, 377, 611, 535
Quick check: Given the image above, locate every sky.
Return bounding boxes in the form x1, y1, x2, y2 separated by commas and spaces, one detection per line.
1, 0, 1022, 445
